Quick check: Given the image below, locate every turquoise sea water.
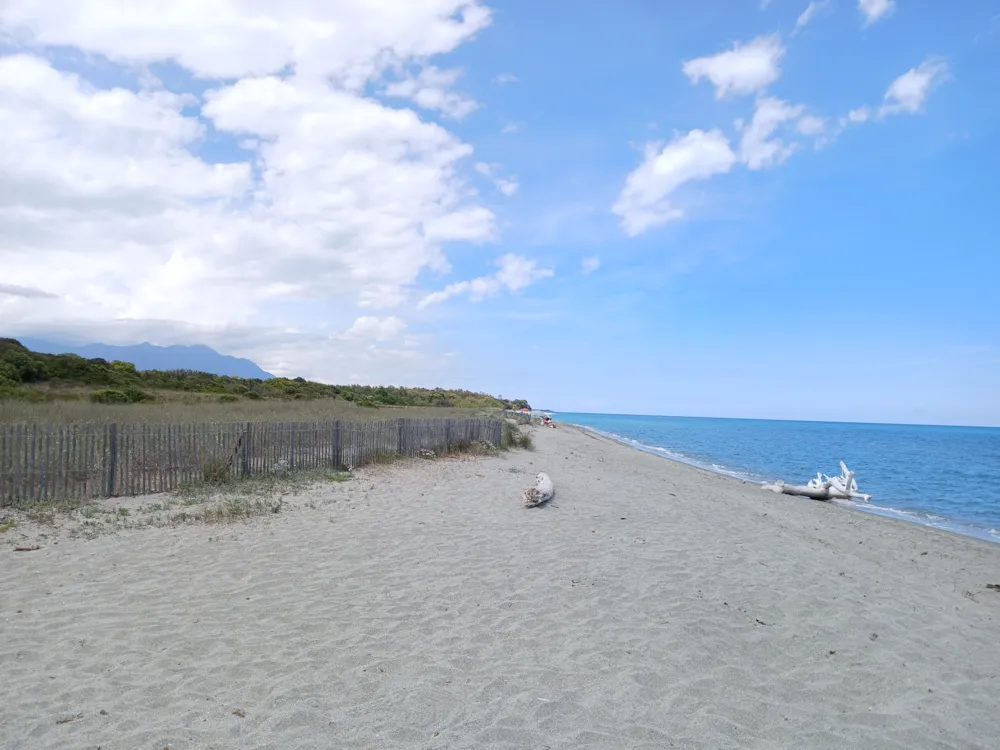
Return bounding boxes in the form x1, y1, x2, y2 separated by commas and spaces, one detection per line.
555, 413, 1000, 543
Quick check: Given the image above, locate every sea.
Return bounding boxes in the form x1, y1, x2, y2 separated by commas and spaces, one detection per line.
555, 412, 1000, 544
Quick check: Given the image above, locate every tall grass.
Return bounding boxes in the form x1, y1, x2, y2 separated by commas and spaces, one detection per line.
0, 391, 499, 426
501, 422, 535, 451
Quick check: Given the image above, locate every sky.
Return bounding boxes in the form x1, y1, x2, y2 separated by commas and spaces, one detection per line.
1, 0, 998, 426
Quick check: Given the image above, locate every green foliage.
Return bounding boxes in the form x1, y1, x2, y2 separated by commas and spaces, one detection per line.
501, 423, 535, 451
201, 456, 232, 484
0, 338, 530, 410
0, 360, 22, 385
122, 386, 154, 403
90, 386, 153, 404
90, 389, 130, 404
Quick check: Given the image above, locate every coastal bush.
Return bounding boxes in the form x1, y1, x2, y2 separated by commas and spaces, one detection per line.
501, 423, 535, 451
90, 389, 130, 405
122, 386, 154, 403
0, 361, 21, 384
217, 394, 240, 403
89, 387, 154, 404
201, 456, 232, 484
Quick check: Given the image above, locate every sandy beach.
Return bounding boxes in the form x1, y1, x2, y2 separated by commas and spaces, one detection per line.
2, 423, 999, 749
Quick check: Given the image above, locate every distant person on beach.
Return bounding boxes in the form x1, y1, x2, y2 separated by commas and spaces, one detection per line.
543, 416, 555, 428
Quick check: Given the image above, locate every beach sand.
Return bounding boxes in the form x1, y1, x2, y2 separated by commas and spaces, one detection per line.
2, 423, 999, 749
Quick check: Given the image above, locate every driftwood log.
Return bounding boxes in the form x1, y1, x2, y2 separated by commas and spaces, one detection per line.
762, 461, 871, 503
523, 472, 554, 508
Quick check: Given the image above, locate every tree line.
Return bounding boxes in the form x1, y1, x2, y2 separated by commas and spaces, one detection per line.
0, 338, 531, 411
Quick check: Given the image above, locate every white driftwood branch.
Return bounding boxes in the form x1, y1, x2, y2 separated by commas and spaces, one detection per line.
522, 472, 554, 508
762, 461, 871, 503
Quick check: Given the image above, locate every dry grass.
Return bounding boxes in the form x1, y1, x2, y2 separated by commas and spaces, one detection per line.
0, 392, 499, 426
3, 466, 355, 542
501, 422, 535, 451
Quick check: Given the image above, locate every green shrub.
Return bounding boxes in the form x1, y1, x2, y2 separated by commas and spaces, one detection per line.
501, 423, 535, 451
201, 456, 231, 483
0, 361, 20, 384
122, 386, 154, 403
86, 386, 151, 405
90, 389, 130, 404
2, 350, 49, 383
218, 394, 240, 403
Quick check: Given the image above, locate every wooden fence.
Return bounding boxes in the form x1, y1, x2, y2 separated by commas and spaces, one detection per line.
0, 417, 503, 506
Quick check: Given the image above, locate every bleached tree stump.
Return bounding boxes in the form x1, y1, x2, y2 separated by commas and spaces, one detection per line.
762, 461, 871, 503
523, 472, 554, 508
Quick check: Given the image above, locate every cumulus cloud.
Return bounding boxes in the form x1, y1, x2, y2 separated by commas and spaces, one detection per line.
581, 257, 600, 275
0, 1, 499, 383
858, 0, 895, 26
612, 130, 737, 236
795, 114, 826, 135
739, 97, 806, 170
340, 316, 407, 341
682, 35, 785, 99
837, 58, 949, 130
878, 58, 949, 117
418, 254, 553, 308
385, 65, 479, 119
474, 162, 519, 196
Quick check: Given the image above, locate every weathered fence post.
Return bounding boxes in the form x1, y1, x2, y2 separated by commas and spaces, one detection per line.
242, 421, 252, 477
289, 422, 295, 471
106, 423, 118, 498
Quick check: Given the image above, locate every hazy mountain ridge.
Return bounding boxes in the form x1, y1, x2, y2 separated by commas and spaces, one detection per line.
18, 339, 274, 380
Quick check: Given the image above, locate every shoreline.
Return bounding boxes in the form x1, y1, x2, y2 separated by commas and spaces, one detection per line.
3, 422, 999, 748
562, 419, 1000, 546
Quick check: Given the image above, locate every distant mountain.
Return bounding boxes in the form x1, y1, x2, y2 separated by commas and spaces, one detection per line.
18, 339, 275, 380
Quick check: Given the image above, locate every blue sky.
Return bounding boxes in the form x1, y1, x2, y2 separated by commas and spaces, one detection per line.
1, 1, 998, 425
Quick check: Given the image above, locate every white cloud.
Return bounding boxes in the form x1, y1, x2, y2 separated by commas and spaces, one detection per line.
842, 106, 871, 126
739, 97, 806, 170
612, 129, 737, 236
418, 254, 553, 307
836, 59, 948, 132
878, 58, 949, 117
581, 257, 600, 275
858, 0, 895, 26
474, 162, 519, 196
682, 35, 785, 99
796, 114, 826, 135
0, 1, 492, 84
0, 1, 500, 383
493, 73, 518, 84
385, 65, 479, 120
795, 1, 829, 30
502, 122, 520, 134
340, 316, 407, 341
